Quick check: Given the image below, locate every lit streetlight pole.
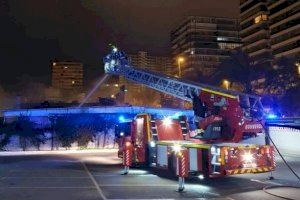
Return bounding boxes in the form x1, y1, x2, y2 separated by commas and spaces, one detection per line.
177, 57, 184, 78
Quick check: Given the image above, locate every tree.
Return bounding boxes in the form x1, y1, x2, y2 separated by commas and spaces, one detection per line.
52, 116, 77, 149
211, 50, 263, 93
278, 84, 300, 116
0, 118, 10, 150
2, 116, 46, 151
264, 57, 299, 95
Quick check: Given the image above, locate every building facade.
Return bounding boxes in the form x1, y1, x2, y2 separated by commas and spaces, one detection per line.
239, 0, 272, 66
268, 0, 299, 59
240, 0, 299, 64
171, 16, 241, 79
119, 51, 175, 106
51, 61, 83, 92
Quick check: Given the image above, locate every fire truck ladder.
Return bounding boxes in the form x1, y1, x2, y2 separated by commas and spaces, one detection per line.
103, 48, 261, 103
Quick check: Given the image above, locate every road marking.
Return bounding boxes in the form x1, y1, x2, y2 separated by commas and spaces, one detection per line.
250, 179, 283, 186
81, 161, 107, 200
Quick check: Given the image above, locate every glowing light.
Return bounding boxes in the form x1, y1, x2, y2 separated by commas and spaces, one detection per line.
162, 117, 172, 126
173, 144, 181, 153
53, 62, 56, 66
150, 141, 156, 147
296, 62, 300, 75
125, 141, 131, 147
198, 174, 205, 180
223, 79, 230, 90
118, 115, 125, 122
72, 81, 75, 84
120, 132, 124, 136
242, 152, 254, 163
267, 114, 277, 119
171, 112, 182, 119
113, 47, 118, 52
177, 57, 184, 63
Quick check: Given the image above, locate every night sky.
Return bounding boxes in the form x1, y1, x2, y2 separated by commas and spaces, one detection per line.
0, 0, 239, 90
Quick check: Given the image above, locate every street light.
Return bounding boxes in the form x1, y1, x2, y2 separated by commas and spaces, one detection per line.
177, 57, 184, 78
223, 79, 230, 90
295, 62, 300, 75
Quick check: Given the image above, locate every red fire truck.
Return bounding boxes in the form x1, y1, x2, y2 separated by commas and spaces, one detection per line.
104, 47, 275, 191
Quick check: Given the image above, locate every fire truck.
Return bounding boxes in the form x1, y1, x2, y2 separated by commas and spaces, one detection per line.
103, 47, 275, 190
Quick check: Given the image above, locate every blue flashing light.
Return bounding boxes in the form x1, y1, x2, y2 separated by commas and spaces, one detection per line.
266, 114, 278, 119
118, 115, 125, 122
167, 112, 182, 120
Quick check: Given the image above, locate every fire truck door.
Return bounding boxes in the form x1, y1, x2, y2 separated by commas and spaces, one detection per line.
135, 117, 146, 163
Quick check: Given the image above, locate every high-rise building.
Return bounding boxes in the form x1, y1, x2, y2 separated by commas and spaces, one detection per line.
239, 0, 272, 66
119, 51, 175, 106
51, 61, 83, 91
268, 0, 299, 59
171, 16, 242, 79
239, 0, 299, 64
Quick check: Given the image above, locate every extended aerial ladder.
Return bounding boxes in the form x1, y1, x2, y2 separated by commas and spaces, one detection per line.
103, 47, 263, 108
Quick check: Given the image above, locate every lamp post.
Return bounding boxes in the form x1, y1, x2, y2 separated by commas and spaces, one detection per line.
177, 57, 184, 78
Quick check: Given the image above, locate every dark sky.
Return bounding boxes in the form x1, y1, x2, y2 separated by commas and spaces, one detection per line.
0, 0, 239, 89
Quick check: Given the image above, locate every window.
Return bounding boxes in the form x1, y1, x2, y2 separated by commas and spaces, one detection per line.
254, 14, 268, 24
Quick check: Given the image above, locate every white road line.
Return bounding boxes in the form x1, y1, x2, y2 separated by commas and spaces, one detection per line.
81, 161, 107, 200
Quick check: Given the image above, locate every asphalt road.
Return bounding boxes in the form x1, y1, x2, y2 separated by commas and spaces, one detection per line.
0, 150, 299, 200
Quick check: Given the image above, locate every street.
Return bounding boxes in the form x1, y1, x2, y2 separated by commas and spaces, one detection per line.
0, 150, 299, 200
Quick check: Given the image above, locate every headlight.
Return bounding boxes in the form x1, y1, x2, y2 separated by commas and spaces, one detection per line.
162, 117, 172, 126
242, 152, 253, 163
150, 141, 156, 148
198, 174, 205, 180
173, 144, 181, 153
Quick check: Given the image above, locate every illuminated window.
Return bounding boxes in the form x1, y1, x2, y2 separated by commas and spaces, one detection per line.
254, 14, 268, 24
